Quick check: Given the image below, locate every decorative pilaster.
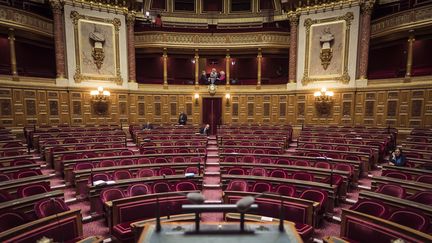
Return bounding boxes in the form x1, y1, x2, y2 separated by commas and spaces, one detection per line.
257, 48, 262, 89
8, 28, 18, 80
49, 0, 66, 79
163, 48, 168, 88
194, 49, 199, 87
358, 0, 375, 80
288, 12, 299, 83
126, 12, 136, 83
405, 31, 415, 80
225, 51, 230, 87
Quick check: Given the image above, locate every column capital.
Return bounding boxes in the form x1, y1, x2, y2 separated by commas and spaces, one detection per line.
49, 0, 64, 13
360, 0, 375, 15
287, 11, 300, 26
126, 11, 136, 25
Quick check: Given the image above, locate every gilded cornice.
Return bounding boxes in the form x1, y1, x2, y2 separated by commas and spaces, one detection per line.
64, 0, 129, 14
371, 5, 432, 38
135, 31, 290, 49
0, 6, 53, 37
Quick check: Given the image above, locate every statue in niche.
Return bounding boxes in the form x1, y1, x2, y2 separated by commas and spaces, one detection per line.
319, 27, 334, 70
89, 25, 106, 69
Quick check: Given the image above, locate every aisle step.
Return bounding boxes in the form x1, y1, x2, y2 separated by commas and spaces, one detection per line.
206, 162, 219, 166
205, 200, 222, 204
205, 171, 220, 175
203, 184, 221, 188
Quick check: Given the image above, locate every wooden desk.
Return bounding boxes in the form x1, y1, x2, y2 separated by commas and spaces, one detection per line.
0, 155, 34, 167
0, 174, 52, 196
371, 176, 432, 196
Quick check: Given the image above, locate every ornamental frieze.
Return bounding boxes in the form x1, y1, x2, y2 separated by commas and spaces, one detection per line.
135, 31, 290, 49
0, 6, 53, 36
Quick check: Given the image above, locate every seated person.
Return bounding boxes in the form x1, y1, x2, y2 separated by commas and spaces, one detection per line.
389, 148, 407, 166
143, 121, 153, 130
209, 68, 218, 84
199, 70, 208, 84
218, 70, 226, 83
178, 112, 187, 125
199, 124, 210, 136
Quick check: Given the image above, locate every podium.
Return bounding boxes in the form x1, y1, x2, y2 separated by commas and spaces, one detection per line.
137, 222, 303, 243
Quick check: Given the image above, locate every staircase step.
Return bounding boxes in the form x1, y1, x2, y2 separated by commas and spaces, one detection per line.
205, 200, 222, 204
205, 171, 220, 175
203, 184, 221, 188
206, 162, 219, 166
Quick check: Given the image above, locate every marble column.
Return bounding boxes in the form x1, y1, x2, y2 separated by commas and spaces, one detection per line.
257, 48, 262, 89
225, 51, 230, 86
49, 0, 66, 79
194, 49, 199, 87
358, 0, 374, 80
288, 12, 299, 83
163, 48, 168, 88
126, 12, 137, 83
8, 28, 18, 79
405, 31, 415, 79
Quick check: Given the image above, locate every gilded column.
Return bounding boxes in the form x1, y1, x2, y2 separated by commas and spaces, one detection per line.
225, 51, 230, 86
8, 28, 18, 79
49, 0, 65, 79
358, 0, 375, 80
288, 12, 299, 83
405, 31, 415, 79
126, 12, 137, 82
257, 48, 262, 89
163, 48, 168, 88
194, 49, 199, 87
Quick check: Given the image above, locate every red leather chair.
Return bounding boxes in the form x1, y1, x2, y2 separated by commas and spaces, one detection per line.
89, 173, 110, 184
315, 161, 331, 169
293, 160, 310, 167
269, 169, 287, 179
223, 156, 237, 163
11, 159, 35, 166
388, 209, 430, 232
99, 160, 116, 167
274, 184, 296, 197
0, 173, 10, 182
154, 157, 168, 164
113, 170, 133, 180
137, 158, 152, 164
242, 156, 255, 163
126, 183, 151, 197
119, 159, 134, 166
34, 198, 70, 219
407, 191, 432, 206
0, 189, 13, 203
0, 211, 28, 232
349, 199, 389, 218
14, 169, 42, 179
153, 182, 172, 193
226, 180, 248, 192
334, 164, 354, 177
382, 171, 411, 180
137, 169, 155, 178
102, 152, 117, 157
292, 172, 314, 181
416, 175, 432, 184
173, 157, 185, 163
276, 158, 291, 165
375, 184, 406, 198
100, 188, 124, 205
17, 182, 50, 198
251, 182, 271, 193
258, 157, 272, 164
159, 167, 175, 176
175, 181, 197, 191
227, 167, 245, 175
74, 162, 94, 171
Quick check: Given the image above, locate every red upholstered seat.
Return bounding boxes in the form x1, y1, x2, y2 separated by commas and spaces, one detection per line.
93, 145, 108, 149
388, 209, 430, 232
407, 191, 432, 206
321, 175, 344, 188
242, 155, 255, 163
223, 156, 237, 162
375, 184, 406, 198
83, 152, 98, 158
226, 180, 248, 192
325, 153, 340, 159
100, 188, 125, 204
137, 169, 155, 178
159, 167, 175, 176
154, 157, 168, 164
119, 159, 135, 166
294, 160, 310, 167
227, 167, 245, 175
89, 173, 110, 184
34, 198, 70, 218
275, 184, 296, 197
175, 181, 197, 191
253, 149, 266, 154
102, 151, 116, 157
0, 211, 28, 232
190, 157, 203, 163
126, 183, 151, 197
292, 172, 314, 181
137, 158, 152, 164
113, 170, 133, 180
306, 152, 321, 157
417, 175, 432, 184
0, 173, 10, 182
173, 157, 185, 163
269, 169, 287, 178
301, 144, 315, 149
11, 159, 35, 166
335, 146, 349, 151
344, 155, 360, 161
315, 161, 331, 169
300, 189, 328, 214
62, 154, 81, 161
99, 160, 116, 167
382, 171, 411, 180
349, 199, 389, 218
251, 182, 272, 193
153, 182, 172, 193
14, 169, 42, 179
184, 166, 199, 175
334, 164, 354, 177
276, 158, 291, 165
258, 157, 272, 164
17, 182, 50, 198
250, 167, 267, 177
74, 162, 94, 171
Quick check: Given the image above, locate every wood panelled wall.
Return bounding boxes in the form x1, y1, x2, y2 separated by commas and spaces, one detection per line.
0, 85, 431, 128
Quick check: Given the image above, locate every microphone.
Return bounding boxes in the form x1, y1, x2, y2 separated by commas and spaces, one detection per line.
186, 192, 205, 204
90, 166, 94, 187
236, 192, 266, 232
196, 148, 201, 176
155, 194, 161, 233
324, 156, 333, 187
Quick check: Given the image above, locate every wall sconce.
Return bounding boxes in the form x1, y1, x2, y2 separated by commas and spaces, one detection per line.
90, 87, 110, 115
225, 93, 231, 106
314, 87, 334, 116
194, 93, 199, 105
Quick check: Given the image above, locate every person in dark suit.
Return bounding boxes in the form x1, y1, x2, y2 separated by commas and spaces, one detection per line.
178, 112, 187, 125
199, 124, 210, 136
389, 148, 407, 166
143, 121, 153, 130
199, 70, 208, 84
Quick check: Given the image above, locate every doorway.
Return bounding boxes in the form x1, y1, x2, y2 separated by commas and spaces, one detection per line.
202, 97, 222, 135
